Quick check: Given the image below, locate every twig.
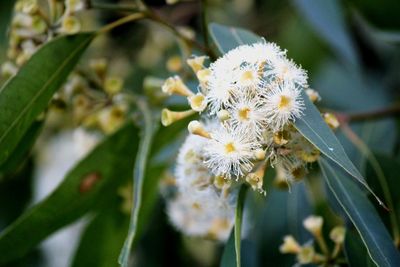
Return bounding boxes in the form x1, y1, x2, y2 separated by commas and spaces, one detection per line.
334, 105, 400, 124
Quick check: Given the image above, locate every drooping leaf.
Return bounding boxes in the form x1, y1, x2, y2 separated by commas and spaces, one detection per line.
0, 33, 94, 166
292, 0, 358, 66
0, 120, 43, 178
221, 230, 236, 267
209, 23, 260, 54
320, 156, 400, 267
344, 231, 376, 267
119, 100, 157, 267
234, 185, 248, 267
72, 198, 130, 267
0, 123, 139, 265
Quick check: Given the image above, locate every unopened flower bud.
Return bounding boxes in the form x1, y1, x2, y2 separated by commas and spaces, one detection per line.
217, 110, 230, 121
273, 130, 290, 145
306, 88, 321, 103
324, 113, 340, 129
213, 175, 231, 189
330, 226, 346, 244
98, 105, 126, 133
303, 215, 323, 236
66, 0, 86, 13
196, 68, 211, 85
279, 235, 301, 254
187, 56, 207, 73
161, 76, 193, 97
61, 16, 81, 34
161, 109, 195, 126
188, 93, 207, 112
104, 76, 123, 95
1, 62, 18, 79
188, 120, 211, 138
246, 164, 266, 193
254, 149, 266, 160
166, 55, 182, 73
89, 58, 108, 78
297, 246, 315, 264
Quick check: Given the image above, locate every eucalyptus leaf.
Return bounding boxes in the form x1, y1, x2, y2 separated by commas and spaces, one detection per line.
221, 230, 236, 267
320, 156, 400, 267
344, 231, 376, 267
209, 23, 260, 54
292, 0, 358, 66
0, 123, 138, 265
119, 100, 157, 267
0, 33, 94, 166
234, 185, 247, 267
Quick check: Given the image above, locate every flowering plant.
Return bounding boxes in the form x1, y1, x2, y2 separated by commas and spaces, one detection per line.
0, 1, 400, 267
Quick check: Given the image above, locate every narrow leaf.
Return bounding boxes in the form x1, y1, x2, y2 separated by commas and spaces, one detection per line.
320, 156, 400, 267
119, 100, 157, 267
221, 231, 236, 267
294, 90, 384, 205
0, 123, 138, 265
292, 0, 358, 66
209, 23, 260, 54
234, 185, 248, 267
0, 33, 94, 166
344, 231, 376, 267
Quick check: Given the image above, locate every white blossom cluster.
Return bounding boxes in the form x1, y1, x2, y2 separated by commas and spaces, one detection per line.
165, 133, 237, 241
162, 41, 323, 195
160, 40, 330, 240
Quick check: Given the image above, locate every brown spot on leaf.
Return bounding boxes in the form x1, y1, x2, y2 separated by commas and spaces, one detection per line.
79, 172, 102, 193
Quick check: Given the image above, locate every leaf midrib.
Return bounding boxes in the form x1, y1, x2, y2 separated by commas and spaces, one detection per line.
321, 159, 389, 267
0, 35, 93, 146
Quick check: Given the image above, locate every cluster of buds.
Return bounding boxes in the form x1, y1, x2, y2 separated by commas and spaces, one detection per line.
1, 0, 87, 78
280, 215, 346, 265
160, 41, 328, 194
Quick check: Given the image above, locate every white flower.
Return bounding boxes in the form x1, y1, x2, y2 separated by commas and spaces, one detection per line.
204, 125, 258, 179
167, 187, 235, 241
263, 82, 304, 131
226, 92, 267, 138
233, 63, 263, 89
265, 57, 308, 87
175, 134, 211, 190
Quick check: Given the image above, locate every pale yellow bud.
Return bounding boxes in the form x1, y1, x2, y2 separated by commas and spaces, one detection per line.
89, 58, 108, 78
279, 235, 301, 254
66, 0, 86, 12
104, 76, 123, 95
213, 175, 231, 189
187, 56, 207, 73
32, 16, 47, 34
61, 16, 81, 34
161, 109, 195, 126
297, 246, 315, 264
306, 88, 321, 103
1, 62, 18, 79
166, 55, 182, 72
254, 149, 266, 161
246, 164, 266, 193
20, 0, 38, 14
324, 113, 340, 129
161, 76, 193, 97
196, 68, 211, 84
330, 226, 346, 244
98, 105, 126, 134
188, 93, 207, 112
188, 120, 211, 138
303, 215, 323, 236
217, 109, 230, 121
273, 130, 290, 145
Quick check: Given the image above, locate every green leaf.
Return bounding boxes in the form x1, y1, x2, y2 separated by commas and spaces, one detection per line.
72, 199, 130, 267
235, 185, 248, 267
320, 156, 400, 267
119, 100, 157, 267
0, 120, 43, 178
0, 123, 138, 265
344, 231, 376, 267
221, 230, 236, 267
0, 33, 94, 166
292, 0, 358, 66
209, 23, 260, 54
